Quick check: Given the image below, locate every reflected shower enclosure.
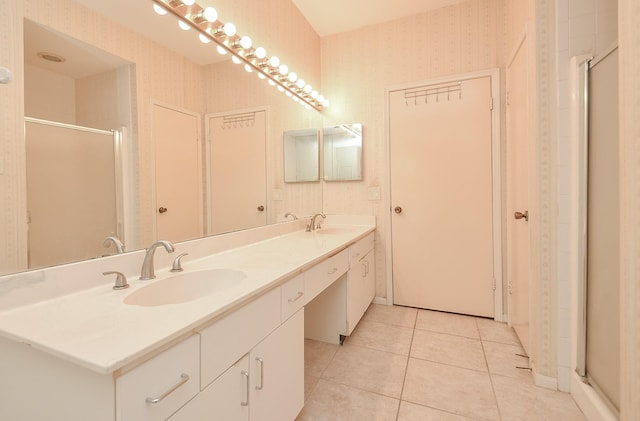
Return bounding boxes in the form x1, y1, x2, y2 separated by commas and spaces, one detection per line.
25, 118, 123, 268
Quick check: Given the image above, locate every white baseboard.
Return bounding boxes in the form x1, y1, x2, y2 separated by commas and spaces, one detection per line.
372, 296, 388, 305
534, 369, 559, 390
571, 373, 617, 421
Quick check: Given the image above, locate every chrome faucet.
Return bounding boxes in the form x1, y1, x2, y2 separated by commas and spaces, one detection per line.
140, 240, 175, 280
103, 236, 125, 254
284, 212, 298, 220
307, 213, 326, 232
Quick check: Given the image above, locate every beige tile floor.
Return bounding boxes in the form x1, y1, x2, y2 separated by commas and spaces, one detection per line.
297, 304, 586, 421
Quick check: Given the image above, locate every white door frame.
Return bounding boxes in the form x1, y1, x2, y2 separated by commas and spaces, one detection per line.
150, 100, 203, 241
384, 68, 504, 321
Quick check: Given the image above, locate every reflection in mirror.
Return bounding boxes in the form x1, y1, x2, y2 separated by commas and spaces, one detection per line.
25, 119, 123, 268
19, 19, 135, 273
3, 1, 324, 277
323, 124, 363, 181
284, 128, 320, 183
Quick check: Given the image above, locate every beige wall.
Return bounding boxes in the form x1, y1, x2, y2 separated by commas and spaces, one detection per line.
320, 0, 506, 298
24, 63, 76, 122
617, 0, 639, 418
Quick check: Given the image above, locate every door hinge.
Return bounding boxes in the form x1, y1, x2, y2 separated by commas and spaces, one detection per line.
492, 278, 497, 291
506, 92, 510, 106
490, 97, 494, 110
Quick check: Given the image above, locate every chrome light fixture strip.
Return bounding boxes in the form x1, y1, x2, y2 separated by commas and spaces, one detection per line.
151, 0, 325, 111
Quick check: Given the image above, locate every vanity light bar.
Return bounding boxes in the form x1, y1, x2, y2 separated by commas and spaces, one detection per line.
150, 0, 328, 111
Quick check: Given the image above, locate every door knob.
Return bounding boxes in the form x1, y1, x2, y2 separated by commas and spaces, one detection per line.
257, 205, 265, 212
394, 206, 402, 214
514, 210, 528, 221
158, 207, 168, 214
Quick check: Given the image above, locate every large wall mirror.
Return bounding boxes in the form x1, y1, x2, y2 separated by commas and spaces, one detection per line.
2, 0, 324, 276
323, 123, 363, 181
283, 128, 319, 183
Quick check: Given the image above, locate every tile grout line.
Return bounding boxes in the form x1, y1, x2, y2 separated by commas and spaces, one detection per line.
395, 309, 419, 420
477, 317, 504, 421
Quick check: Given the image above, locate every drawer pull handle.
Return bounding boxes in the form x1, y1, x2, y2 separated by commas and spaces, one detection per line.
288, 292, 304, 303
241, 370, 249, 406
146, 373, 190, 404
328, 267, 338, 275
255, 357, 264, 390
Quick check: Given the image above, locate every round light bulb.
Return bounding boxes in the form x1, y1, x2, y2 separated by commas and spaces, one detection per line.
231, 55, 242, 65
198, 34, 211, 44
311, 90, 319, 99
153, 4, 168, 15
304, 84, 312, 94
182, 0, 196, 5
277, 85, 285, 92
305, 104, 312, 110
240, 36, 252, 49
322, 99, 330, 107
244, 64, 253, 73
178, 20, 191, 30
292, 96, 300, 102
279, 64, 288, 76
285, 91, 292, 97
202, 7, 218, 22
258, 73, 266, 80
288, 72, 298, 83
223, 22, 237, 37
268, 79, 276, 86
296, 79, 305, 89
216, 45, 228, 55
255, 47, 267, 59
269, 56, 280, 68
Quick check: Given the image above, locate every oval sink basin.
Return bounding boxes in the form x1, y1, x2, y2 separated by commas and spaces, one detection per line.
314, 227, 357, 235
124, 269, 246, 307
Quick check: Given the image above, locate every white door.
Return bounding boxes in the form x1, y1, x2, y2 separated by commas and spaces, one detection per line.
153, 104, 202, 242
390, 76, 496, 318
506, 39, 531, 354
207, 111, 267, 235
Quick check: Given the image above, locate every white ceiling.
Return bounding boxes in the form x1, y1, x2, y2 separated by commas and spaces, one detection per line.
292, 0, 469, 36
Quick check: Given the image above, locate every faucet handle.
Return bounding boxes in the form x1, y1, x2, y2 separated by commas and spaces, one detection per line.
103, 271, 129, 290
171, 253, 189, 272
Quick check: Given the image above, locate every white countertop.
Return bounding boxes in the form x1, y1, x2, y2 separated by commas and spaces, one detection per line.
0, 224, 374, 375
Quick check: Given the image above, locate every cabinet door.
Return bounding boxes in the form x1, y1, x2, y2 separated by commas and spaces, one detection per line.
168, 355, 250, 421
346, 249, 376, 335
250, 309, 304, 421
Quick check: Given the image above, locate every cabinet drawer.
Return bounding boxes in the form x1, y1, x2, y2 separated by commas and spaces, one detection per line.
281, 274, 305, 322
199, 287, 280, 387
304, 248, 349, 304
116, 335, 200, 421
349, 232, 374, 266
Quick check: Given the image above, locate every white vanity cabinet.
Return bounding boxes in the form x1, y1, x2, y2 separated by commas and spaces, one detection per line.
304, 234, 375, 343
346, 233, 376, 335
172, 285, 304, 421
168, 355, 250, 420
116, 335, 201, 421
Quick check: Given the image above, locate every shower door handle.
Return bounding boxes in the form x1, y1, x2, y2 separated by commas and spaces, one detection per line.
514, 210, 529, 221
158, 207, 168, 214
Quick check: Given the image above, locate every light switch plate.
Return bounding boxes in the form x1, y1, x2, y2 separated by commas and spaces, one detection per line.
367, 187, 381, 201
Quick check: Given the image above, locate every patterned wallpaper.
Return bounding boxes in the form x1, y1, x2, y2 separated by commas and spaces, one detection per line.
320, 0, 506, 299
